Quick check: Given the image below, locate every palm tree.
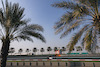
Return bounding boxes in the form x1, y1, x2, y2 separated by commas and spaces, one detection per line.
26, 48, 30, 55
33, 47, 37, 55
53, 0, 100, 53
47, 47, 52, 54
40, 48, 45, 55
76, 46, 82, 51
0, 0, 46, 67
54, 47, 58, 52
61, 47, 66, 54
9, 47, 15, 55
18, 48, 23, 55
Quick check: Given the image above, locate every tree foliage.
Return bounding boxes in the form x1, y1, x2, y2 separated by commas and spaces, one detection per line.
47, 47, 52, 51
33, 48, 37, 52
54, 47, 58, 51
0, 0, 46, 67
53, 0, 100, 53
18, 48, 23, 55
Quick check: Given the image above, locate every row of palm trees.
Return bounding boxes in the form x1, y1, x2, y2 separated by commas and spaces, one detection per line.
8, 45, 100, 55
9, 47, 66, 55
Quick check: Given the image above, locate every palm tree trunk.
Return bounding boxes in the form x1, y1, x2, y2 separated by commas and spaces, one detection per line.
1, 38, 10, 67
42, 52, 43, 55
49, 51, 50, 54
35, 52, 36, 55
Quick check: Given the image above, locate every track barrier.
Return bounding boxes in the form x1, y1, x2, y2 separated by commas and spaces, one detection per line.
5, 62, 100, 67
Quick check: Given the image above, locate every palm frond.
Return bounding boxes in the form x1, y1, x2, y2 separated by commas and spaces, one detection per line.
83, 27, 97, 52
13, 35, 33, 42
0, 9, 5, 26
12, 24, 44, 35
6, 2, 25, 28
9, 19, 29, 35
22, 24, 44, 32
76, 0, 100, 16
60, 21, 81, 38
53, 0, 99, 53
11, 24, 45, 42
52, 1, 79, 10
54, 12, 80, 36
0, 1, 46, 43
54, 7, 90, 36
83, 28, 93, 52
52, 1, 90, 16
54, 12, 89, 38
76, 0, 98, 7
20, 30, 45, 42
68, 25, 88, 52
1, 0, 5, 12
54, 12, 74, 30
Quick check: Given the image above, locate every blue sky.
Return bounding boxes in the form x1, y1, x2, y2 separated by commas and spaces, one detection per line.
0, 0, 83, 53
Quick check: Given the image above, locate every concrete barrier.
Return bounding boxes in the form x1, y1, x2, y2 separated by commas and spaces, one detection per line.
12, 62, 17, 66
38, 62, 44, 66
67, 62, 85, 67
44, 62, 51, 67
5, 61, 100, 67
18, 62, 24, 66
6, 62, 11, 66
84, 62, 94, 67
94, 62, 100, 67
52, 62, 58, 66
24, 62, 31, 66
74, 62, 84, 67
59, 62, 67, 67
31, 62, 37, 66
